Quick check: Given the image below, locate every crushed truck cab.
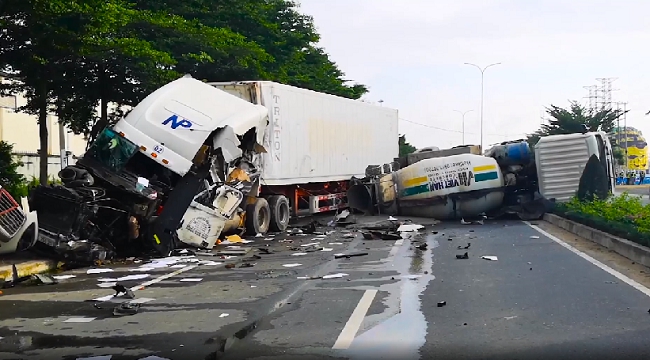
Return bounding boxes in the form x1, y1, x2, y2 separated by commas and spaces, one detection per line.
29, 76, 270, 261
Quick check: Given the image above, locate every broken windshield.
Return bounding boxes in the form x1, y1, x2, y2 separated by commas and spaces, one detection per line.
88, 128, 138, 172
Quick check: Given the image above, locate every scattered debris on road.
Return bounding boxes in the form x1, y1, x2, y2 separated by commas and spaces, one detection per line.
334, 252, 369, 259
456, 252, 469, 260
437, 301, 447, 307
481, 256, 498, 261
457, 243, 471, 249
530, 235, 540, 239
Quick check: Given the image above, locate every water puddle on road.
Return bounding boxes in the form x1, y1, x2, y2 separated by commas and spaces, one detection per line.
342, 233, 438, 360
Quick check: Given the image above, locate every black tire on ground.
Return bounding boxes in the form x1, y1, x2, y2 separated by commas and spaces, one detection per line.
245, 197, 271, 235
267, 195, 290, 232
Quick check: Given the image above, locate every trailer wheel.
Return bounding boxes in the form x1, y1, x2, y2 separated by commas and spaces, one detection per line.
245, 198, 271, 235
268, 195, 290, 232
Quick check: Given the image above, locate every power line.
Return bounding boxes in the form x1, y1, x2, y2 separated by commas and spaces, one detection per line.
399, 117, 528, 137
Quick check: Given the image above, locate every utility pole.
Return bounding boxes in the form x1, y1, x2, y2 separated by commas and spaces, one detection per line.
453, 109, 473, 145
464, 62, 501, 152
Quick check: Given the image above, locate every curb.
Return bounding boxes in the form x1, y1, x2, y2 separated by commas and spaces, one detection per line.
543, 213, 650, 267
0, 260, 60, 281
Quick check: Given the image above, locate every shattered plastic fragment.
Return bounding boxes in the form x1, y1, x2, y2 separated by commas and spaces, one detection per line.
53, 275, 76, 280
388, 216, 398, 221
283, 263, 302, 268
219, 313, 229, 318
329, 242, 344, 245
87, 268, 114, 274
63, 317, 96, 323
530, 235, 540, 239
321, 248, 334, 252
481, 256, 498, 261
98, 282, 117, 288
225, 234, 244, 243
323, 273, 348, 279
397, 224, 424, 232
292, 252, 308, 256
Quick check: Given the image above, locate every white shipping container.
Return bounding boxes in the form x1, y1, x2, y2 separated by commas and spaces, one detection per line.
209, 81, 399, 186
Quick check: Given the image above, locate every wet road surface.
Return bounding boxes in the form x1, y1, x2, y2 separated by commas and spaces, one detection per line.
2, 217, 650, 359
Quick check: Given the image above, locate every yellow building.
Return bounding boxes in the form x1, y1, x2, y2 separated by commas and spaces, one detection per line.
611, 127, 648, 171
0, 74, 88, 179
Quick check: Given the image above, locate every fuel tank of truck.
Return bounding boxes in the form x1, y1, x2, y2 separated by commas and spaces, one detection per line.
391, 154, 505, 219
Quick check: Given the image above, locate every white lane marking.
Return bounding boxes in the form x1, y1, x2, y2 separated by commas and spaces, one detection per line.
332, 289, 378, 349
525, 222, 650, 298
131, 265, 198, 291
388, 239, 404, 257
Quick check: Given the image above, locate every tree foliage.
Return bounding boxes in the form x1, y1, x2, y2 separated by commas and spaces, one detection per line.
399, 135, 417, 157
0, 0, 367, 183
528, 101, 626, 146
0, 141, 26, 199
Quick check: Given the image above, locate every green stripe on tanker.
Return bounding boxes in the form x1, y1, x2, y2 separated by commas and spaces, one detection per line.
401, 184, 429, 197
474, 171, 499, 182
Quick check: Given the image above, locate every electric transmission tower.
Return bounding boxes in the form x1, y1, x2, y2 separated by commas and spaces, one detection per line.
583, 85, 599, 112
596, 77, 618, 110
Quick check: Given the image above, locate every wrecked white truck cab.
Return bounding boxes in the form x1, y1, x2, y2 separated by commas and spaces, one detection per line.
29, 76, 270, 261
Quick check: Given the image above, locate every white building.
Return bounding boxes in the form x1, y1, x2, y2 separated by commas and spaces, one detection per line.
0, 74, 89, 180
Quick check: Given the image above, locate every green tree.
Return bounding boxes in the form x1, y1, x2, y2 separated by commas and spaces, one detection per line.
130, 0, 367, 98
0, 141, 26, 199
528, 101, 626, 146
399, 135, 417, 157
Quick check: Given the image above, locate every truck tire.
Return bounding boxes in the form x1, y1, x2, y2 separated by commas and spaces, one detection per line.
245, 198, 271, 236
268, 195, 290, 232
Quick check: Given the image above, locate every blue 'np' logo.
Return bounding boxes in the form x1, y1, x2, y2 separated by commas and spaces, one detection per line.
162, 114, 193, 129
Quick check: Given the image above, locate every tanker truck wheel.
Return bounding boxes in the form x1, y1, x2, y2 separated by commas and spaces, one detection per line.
245, 198, 271, 236
268, 195, 290, 232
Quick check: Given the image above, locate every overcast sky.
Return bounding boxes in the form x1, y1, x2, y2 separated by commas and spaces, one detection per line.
298, 0, 650, 149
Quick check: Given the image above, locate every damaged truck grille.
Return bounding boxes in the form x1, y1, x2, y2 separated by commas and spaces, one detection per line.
0, 188, 27, 238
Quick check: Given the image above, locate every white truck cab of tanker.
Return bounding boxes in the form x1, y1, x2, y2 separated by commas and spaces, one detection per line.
535, 131, 615, 202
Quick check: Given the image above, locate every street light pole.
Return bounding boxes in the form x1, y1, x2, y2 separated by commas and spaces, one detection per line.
453, 109, 474, 145
464, 62, 501, 151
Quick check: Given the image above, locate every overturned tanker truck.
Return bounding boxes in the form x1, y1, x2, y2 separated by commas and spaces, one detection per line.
29, 76, 399, 262
348, 131, 616, 220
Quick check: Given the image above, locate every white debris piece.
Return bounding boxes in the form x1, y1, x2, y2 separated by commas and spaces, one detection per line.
255, 233, 264, 237
323, 273, 349, 279
292, 252, 308, 256
329, 242, 344, 245
481, 256, 498, 261
53, 275, 76, 280
219, 313, 229, 318
199, 261, 221, 266
397, 224, 424, 232
64, 317, 96, 323
87, 268, 113, 274
321, 248, 334, 252
179, 278, 202, 282
98, 282, 117, 288
283, 263, 302, 268
301, 242, 320, 247
530, 235, 540, 239
388, 216, 398, 221
335, 209, 350, 220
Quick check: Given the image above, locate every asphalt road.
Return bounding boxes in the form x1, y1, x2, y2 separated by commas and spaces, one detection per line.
2, 216, 650, 360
